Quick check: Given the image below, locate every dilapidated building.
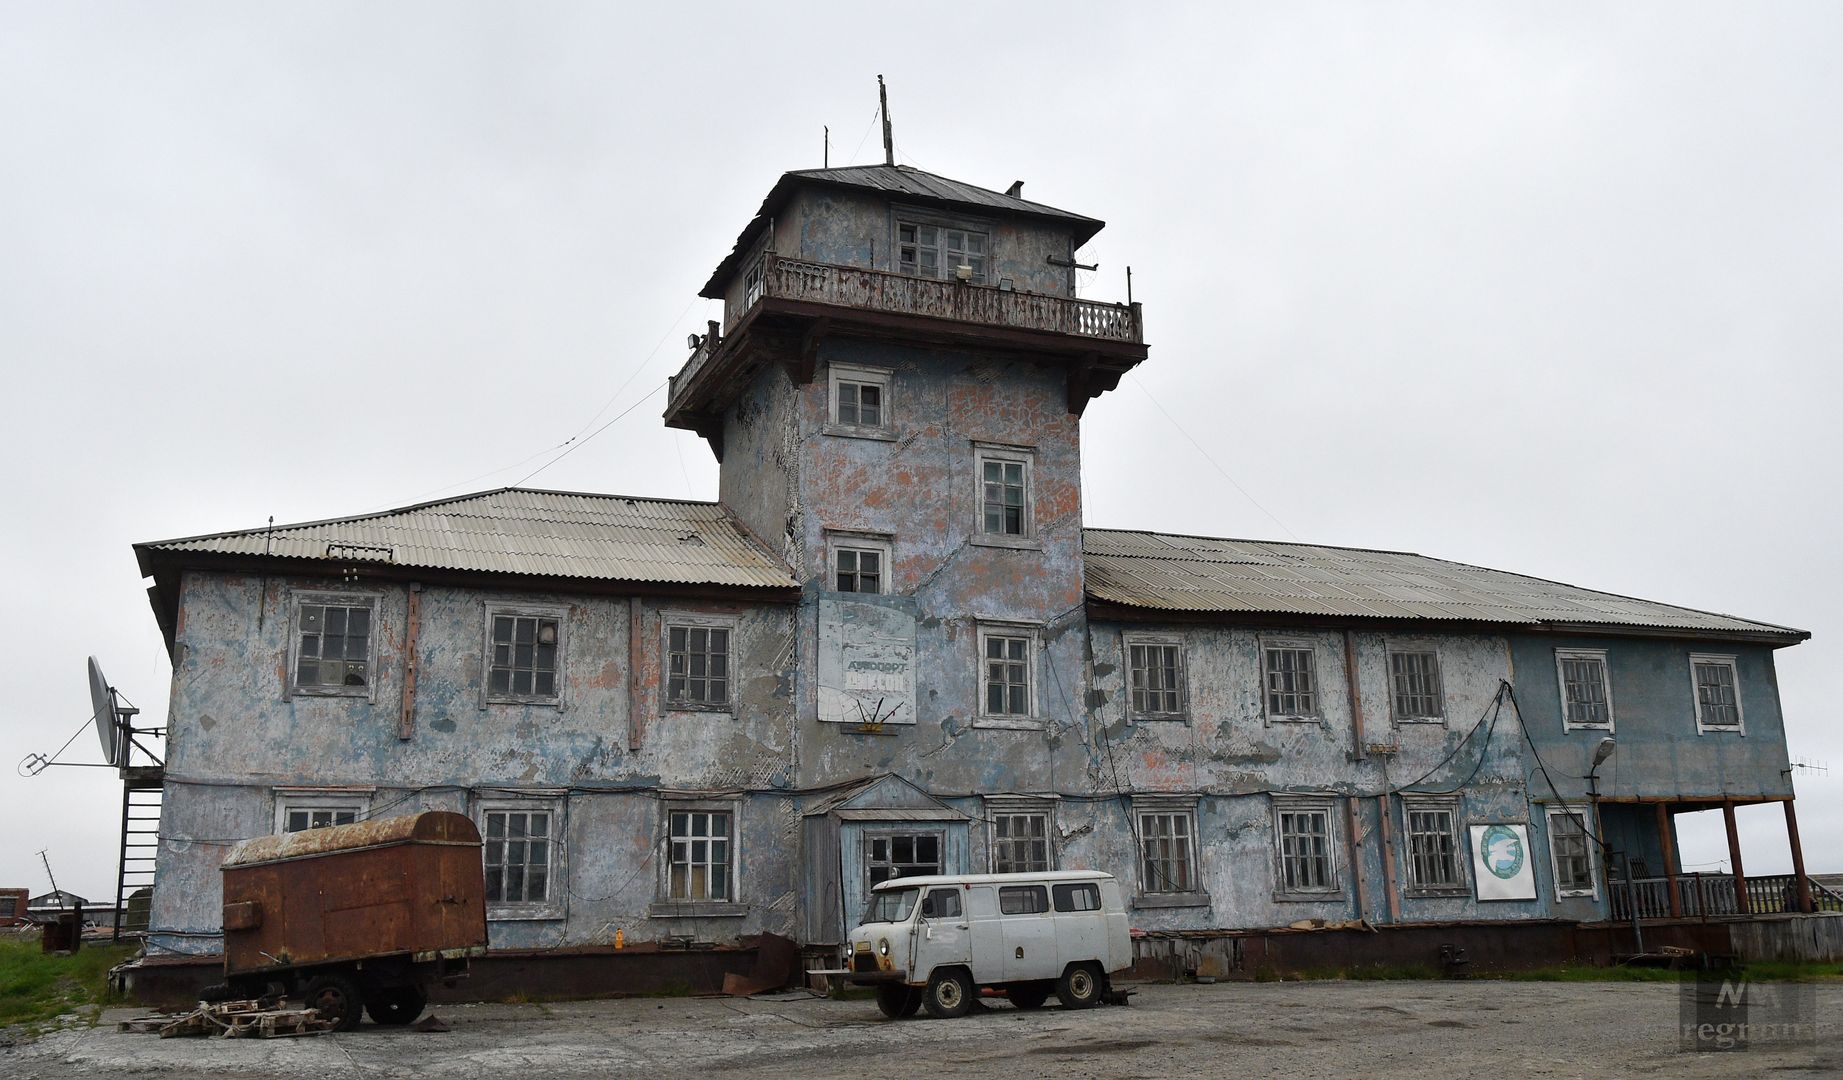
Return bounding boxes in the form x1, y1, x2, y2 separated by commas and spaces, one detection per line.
134, 162, 1826, 975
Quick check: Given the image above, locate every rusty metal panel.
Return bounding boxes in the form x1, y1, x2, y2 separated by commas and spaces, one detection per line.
220, 812, 487, 978
1083, 528, 1805, 638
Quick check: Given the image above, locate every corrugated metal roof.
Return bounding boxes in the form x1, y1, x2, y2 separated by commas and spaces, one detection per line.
702, 164, 1105, 297
138, 488, 798, 590
1083, 529, 1806, 640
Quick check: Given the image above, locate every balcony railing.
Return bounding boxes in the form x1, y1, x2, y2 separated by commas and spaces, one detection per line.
1608, 873, 1843, 921
731, 253, 1143, 344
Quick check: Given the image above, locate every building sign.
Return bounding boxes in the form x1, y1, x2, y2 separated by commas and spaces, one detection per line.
818, 597, 918, 726
1469, 823, 1536, 901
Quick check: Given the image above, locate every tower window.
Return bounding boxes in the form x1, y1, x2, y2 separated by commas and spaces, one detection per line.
973, 445, 1034, 540
898, 221, 988, 284
826, 363, 894, 437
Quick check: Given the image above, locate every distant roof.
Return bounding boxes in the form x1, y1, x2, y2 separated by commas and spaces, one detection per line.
702, 164, 1106, 297
136, 488, 798, 591
1084, 529, 1807, 642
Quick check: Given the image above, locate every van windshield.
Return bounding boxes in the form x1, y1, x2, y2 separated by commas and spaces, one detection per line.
863, 887, 920, 925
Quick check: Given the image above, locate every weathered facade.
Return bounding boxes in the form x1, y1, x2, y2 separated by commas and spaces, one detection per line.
134, 163, 1822, 971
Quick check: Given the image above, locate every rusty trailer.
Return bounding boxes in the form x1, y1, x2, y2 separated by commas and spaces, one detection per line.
215, 810, 487, 1030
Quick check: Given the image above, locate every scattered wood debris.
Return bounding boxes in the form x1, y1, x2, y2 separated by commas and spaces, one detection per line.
116, 998, 333, 1039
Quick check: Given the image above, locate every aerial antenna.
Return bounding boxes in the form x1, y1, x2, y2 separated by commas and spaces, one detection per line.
824, 125, 829, 168
878, 74, 894, 166
38, 850, 64, 908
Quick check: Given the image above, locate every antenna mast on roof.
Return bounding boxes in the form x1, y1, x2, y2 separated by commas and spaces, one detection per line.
878, 74, 894, 166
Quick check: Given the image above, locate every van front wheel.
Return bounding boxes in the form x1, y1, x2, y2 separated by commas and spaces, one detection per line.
923, 968, 973, 1019
1056, 963, 1103, 1009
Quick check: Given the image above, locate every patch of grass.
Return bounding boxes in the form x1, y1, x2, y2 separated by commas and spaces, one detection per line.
0, 936, 137, 1028
1498, 962, 1681, 982
1724, 961, 1843, 983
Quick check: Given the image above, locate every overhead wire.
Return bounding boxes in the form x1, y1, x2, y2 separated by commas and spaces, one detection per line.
1126, 372, 1300, 541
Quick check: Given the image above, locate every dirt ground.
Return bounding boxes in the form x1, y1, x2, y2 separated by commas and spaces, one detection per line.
5, 980, 1839, 1079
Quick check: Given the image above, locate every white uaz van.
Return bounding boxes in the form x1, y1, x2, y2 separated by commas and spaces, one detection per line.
833, 870, 1132, 1019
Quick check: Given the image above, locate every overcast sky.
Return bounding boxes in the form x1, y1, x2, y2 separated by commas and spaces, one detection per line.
4, 2, 1838, 903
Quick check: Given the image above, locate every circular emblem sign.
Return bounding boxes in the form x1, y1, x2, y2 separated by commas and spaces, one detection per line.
1480, 824, 1525, 880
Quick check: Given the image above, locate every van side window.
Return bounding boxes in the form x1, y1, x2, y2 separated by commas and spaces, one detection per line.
923, 888, 962, 918
1053, 882, 1102, 912
998, 884, 1049, 914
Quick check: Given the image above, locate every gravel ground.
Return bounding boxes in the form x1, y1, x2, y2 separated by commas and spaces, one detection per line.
5, 980, 1839, 1079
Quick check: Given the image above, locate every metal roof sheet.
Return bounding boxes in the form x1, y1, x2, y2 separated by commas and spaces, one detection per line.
138, 488, 798, 590
1082, 528, 1806, 640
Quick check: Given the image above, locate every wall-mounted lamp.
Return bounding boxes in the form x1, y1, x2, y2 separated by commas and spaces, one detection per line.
1591, 737, 1617, 769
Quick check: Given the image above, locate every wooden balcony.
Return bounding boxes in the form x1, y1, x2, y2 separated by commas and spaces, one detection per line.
668, 253, 1146, 423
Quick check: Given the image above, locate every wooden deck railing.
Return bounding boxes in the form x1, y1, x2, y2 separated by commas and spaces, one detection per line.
1609, 873, 1843, 921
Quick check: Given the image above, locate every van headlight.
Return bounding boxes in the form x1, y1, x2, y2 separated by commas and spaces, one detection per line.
878, 937, 890, 956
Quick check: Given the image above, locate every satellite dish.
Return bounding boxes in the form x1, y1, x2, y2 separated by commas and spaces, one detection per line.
88, 656, 120, 767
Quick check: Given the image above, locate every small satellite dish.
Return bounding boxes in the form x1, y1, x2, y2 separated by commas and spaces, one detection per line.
88, 656, 120, 767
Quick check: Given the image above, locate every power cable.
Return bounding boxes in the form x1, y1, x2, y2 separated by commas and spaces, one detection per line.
1126, 373, 1300, 541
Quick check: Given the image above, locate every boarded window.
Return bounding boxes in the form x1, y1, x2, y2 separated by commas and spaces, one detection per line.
667, 810, 731, 902
998, 885, 1049, 915
1692, 658, 1741, 730
1559, 653, 1612, 728
484, 810, 551, 905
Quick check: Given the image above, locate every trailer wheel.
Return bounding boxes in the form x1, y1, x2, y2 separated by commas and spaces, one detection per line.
303, 973, 364, 1031
365, 985, 428, 1026
874, 984, 921, 1019
923, 968, 973, 1019
1055, 963, 1103, 1010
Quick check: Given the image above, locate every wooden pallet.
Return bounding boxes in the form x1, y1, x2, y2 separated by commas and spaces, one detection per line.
116, 998, 333, 1039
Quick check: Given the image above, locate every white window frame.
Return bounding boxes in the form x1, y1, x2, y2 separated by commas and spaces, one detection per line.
826, 531, 893, 596
1272, 795, 1342, 900
477, 795, 567, 921
1123, 633, 1187, 721
975, 620, 1039, 729
272, 787, 374, 835
1689, 653, 1745, 735
971, 442, 1036, 547
661, 611, 739, 714
1545, 805, 1599, 900
1386, 646, 1446, 725
286, 591, 381, 702
824, 362, 895, 440
483, 603, 567, 706
1555, 648, 1615, 732
1261, 637, 1322, 723
1400, 795, 1466, 897
894, 214, 991, 284
986, 796, 1056, 874
1132, 794, 1207, 906
650, 797, 745, 917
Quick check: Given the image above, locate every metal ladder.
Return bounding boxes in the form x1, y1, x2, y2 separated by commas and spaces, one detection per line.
114, 776, 163, 942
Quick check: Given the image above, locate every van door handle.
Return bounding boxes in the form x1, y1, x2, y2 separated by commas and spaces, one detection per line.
954, 923, 968, 930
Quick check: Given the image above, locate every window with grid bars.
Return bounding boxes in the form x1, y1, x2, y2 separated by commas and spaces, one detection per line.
1138, 812, 1195, 893
982, 632, 1032, 717
835, 548, 883, 594
667, 622, 731, 708
483, 810, 551, 906
488, 612, 560, 702
866, 833, 941, 890
1557, 650, 1613, 729
283, 807, 358, 833
1264, 643, 1319, 718
982, 461, 1026, 535
667, 810, 732, 902
1389, 650, 1444, 722
1127, 638, 1185, 719
897, 222, 988, 283
1402, 799, 1463, 894
1547, 808, 1596, 897
992, 812, 1051, 873
837, 381, 882, 427
1274, 802, 1337, 895
293, 599, 373, 693
1690, 655, 1743, 732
